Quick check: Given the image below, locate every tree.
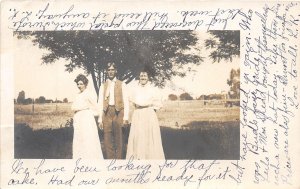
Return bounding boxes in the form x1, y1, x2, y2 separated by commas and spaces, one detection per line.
207, 94, 223, 100
227, 68, 240, 99
197, 95, 206, 100
17, 90, 25, 104
63, 98, 68, 103
180, 92, 193, 100
24, 98, 33, 105
168, 94, 178, 101
54, 99, 63, 103
35, 96, 46, 104
205, 31, 240, 62
15, 31, 203, 96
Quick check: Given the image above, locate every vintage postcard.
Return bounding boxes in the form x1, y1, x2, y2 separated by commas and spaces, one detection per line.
1, 0, 299, 189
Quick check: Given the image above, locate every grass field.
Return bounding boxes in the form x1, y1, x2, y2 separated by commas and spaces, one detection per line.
15, 101, 239, 129
15, 103, 73, 130
14, 100, 240, 159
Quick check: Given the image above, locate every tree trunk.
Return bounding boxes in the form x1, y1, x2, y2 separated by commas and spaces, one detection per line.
91, 68, 99, 96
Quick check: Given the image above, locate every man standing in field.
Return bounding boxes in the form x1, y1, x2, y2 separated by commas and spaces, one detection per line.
98, 62, 129, 159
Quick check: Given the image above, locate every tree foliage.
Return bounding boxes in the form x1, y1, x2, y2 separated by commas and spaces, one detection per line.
227, 68, 240, 99
168, 94, 178, 101
15, 31, 203, 95
24, 98, 33, 104
180, 92, 193, 100
35, 96, 46, 104
198, 94, 224, 100
17, 90, 25, 104
205, 31, 240, 63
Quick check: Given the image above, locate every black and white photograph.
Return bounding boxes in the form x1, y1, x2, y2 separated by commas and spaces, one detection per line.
2, 1, 300, 189
14, 30, 240, 160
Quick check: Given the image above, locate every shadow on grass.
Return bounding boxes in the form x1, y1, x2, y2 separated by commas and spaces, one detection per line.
15, 121, 239, 159
161, 121, 240, 159
14, 124, 74, 159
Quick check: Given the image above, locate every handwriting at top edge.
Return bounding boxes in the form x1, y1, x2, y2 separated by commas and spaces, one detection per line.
10, 2, 296, 31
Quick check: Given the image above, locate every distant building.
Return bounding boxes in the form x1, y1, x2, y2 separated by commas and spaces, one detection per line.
45, 99, 53, 103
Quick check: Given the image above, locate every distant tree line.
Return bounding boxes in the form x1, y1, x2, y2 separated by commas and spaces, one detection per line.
168, 93, 227, 101
168, 93, 193, 101
197, 94, 226, 100
168, 68, 240, 101
15, 90, 68, 105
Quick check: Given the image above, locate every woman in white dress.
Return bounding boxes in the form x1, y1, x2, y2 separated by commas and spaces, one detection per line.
126, 70, 165, 159
71, 74, 103, 159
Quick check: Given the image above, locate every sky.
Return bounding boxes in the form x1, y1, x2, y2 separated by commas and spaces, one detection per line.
14, 31, 240, 102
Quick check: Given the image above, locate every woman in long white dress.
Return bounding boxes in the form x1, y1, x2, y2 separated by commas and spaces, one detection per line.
71, 74, 103, 159
126, 70, 165, 159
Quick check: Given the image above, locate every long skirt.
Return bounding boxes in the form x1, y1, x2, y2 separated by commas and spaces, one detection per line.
126, 107, 165, 159
73, 109, 103, 159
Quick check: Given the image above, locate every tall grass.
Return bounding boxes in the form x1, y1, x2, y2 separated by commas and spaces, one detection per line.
15, 103, 73, 130
15, 121, 239, 159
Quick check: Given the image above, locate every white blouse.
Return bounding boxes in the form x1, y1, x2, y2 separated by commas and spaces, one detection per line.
130, 83, 162, 110
71, 90, 99, 115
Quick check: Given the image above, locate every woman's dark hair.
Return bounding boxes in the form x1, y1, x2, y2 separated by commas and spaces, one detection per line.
138, 65, 155, 81
74, 74, 88, 86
